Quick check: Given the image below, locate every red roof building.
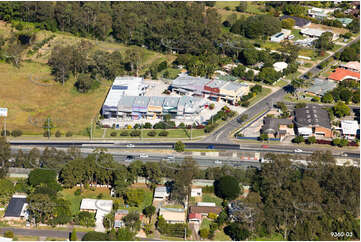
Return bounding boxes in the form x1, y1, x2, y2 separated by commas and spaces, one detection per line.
328, 68, 360, 82
188, 213, 202, 223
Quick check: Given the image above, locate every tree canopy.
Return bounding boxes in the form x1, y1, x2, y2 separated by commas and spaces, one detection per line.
214, 175, 240, 200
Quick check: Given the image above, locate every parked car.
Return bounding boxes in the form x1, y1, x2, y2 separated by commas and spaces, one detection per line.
139, 154, 149, 158
214, 160, 222, 164
127, 144, 135, 148
294, 149, 303, 153
125, 155, 135, 162
288, 34, 295, 40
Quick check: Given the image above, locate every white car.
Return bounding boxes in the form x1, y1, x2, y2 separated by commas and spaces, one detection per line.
288, 34, 295, 40
294, 149, 303, 153
127, 144, 135, 148
139, 154, 149, 158
341, 153, 348, 157
214, 160, 222, 164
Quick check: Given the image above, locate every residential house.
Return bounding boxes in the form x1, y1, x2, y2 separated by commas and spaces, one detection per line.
308, 7, 334, 19
279, 15, 311, 28
328, 68, 360, 82
294, 104, 332, 138
300, 28, 337, 40
228, 200, 255, 223
341, 120, 359, 140
270, 29, 291, 42
188, 213, 202, 223
4, 195, 28, 221
273, 62, 288, 72
261, 117, 294, 140
80, 198, 113, 232
305, 78, 337, 97
159, 208, 186, 224
339, 61, 360, 73
189, 206, 222, 217
191, 179, 214, 187
336, 18, 353, 27
114, 210, 129, 228
154, 186, 170, 200
191, 188, 202, 198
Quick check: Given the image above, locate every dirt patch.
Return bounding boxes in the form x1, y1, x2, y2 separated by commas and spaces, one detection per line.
308, 23, 349, 35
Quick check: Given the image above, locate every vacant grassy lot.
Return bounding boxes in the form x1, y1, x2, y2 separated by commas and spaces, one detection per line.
202, 193, 223, 206
60, 187, 111, 215
249, 87, 272, 106
0, 61, 110, 134
214, 230, 232, 241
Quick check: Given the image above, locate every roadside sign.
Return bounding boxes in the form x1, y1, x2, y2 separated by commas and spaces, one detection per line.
0, 108, 8, 117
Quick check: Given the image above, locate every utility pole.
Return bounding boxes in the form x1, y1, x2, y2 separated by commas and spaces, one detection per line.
190, 123, 192, 140
47, 117, 50, 140
90, 118, 93, 140
4, 117, 6, 140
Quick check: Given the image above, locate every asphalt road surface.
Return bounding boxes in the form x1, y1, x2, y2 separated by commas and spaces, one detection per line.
0, 227, 85, 239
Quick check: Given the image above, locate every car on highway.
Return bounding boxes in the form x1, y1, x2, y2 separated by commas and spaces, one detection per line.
167, 156, 175, 160
261, 145, 269, 148
127, 144, 135, 148
341, 153, 348, 157
208, 145, 214, 149
125, 155, 135, 162
139, 154, 149, 158
294, 149, 303, 153
214, 160, 222, 164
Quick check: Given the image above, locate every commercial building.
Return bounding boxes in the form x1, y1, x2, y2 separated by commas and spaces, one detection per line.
279, 15, 311, 28
171, 74, 249, 104
341, 120, 359, 140
261, 117, 294, 140
328, 68, 360, 82
159, 208, 186, 224
4, 195, 28, 221
294, 104, 332, 138
102, 76, 148, 117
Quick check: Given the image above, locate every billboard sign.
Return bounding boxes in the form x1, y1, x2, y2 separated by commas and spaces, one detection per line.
0, 108, 8, 117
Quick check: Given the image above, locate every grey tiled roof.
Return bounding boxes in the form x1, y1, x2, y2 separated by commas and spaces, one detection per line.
294, 104, 331, 129
4, 197, 26, 217
305, 78, 337, 96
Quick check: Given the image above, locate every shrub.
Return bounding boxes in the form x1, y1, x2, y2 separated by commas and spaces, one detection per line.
55, 130, 62, 137
74, 189, 82, 196
74, 211, 96, 227
144, 122, 152, 129
241, 101, 250, 107
110, 131, 117, 137
208, 212, 217, 220
293, 136, 304, 143
202, 186, 214, 193
130, 130, 141, 137
178, 123, 185, 129
134, 124, 141, 129
174, 141, 185, 152
147, 131, 157, 137
66, 131, 73, 137
158, 131, 169, 137
4, 231, 14, 238
120, 130, 129, 136
209, 103, 215, 110
1, 130, 10, 136
199, 228, 209, 239
11, 129, 22, 137
43, 131, 51, 137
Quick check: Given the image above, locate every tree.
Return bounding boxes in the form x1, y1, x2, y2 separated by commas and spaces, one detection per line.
116, 228, 135, 241
81, 231, 107, 241
340, 42, 360, 62
257, 67, 281, 85
70, 228, 77, 241
28, 169, 57, 187
224, 223, 250, 240
322, 92, 334, 103
315, 32, 334, 51
75, 73, 96, 93
333, 101, 351, 118
293, 136, 304, 143
143, 205, 156, 222
48, 45, 72, 85
241, 48, 259, 65
199, 228, 210, 239
74, 211, 96, 227
259, 133, 269, 141
0, 179, 14, 206
281, 18, 295, 29
214, 176, 240, 200
0, 137, 10, 172
307, 136, 316, 144
123, 211, 141, 232
174, 141, 185, 152
236, 2, 247, 12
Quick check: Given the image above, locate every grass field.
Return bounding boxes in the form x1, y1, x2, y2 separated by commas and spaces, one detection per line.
60, 187, 112, 215
214, 230, 232, 241
274, 79, 289, 87
253, 233, 285, 241
0, 20, 176, 134
200, 218, 212, 230
13, 235, 40, 241
249, 87, 272, 106
202, 193, 223, 206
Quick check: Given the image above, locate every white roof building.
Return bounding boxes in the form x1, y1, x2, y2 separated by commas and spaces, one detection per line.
273, 62, 288, 72
300, 28, 337, 41
341, 120, 359, 138
159, 208, 186, 224
191, 188, 202, 197
197, 202, 216, 207
154, 186, 170, 200
340, 61, 360, 73
80, 199, 113, 232
298, 127, 313, 137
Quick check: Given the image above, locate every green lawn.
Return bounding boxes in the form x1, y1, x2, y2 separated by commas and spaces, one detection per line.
274, 79, 289, 87
299, 48, 316, 58
200, 218, 212, 230
331, 44, 343, 52
159, 67, 181, 79
60, 187, 112, 215
117, 189, 153, 213
285, 71, 302, 81
202, 193, 223, 206
214, 1, 240, 10
260, 41, 281, 50
249, 87, 272, 106
246, 2, 265, 14
253, 233, 285, 241
214, 230, 232, 241
291, 29, 305, 40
